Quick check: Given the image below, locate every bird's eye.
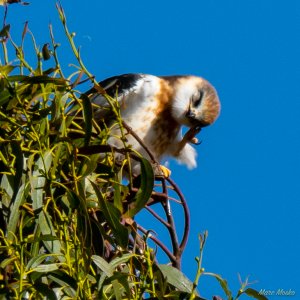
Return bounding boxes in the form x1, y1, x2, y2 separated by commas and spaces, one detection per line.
193, 90, 204, 107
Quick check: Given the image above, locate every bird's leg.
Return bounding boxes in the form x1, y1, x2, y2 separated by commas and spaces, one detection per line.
174, 126, 202, 157
153, 163, 172, 178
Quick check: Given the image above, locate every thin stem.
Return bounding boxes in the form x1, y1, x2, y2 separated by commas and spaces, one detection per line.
167, 177, 190, 252
137, 225, 176, 264
145, 206, 170, 228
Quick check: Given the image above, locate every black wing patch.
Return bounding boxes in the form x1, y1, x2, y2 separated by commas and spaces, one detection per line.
85, 73, 143, 98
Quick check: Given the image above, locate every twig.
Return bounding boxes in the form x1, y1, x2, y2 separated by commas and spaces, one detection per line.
145, 206, 170, 228
160, 178, 181, 268
137, 225, 176, 264
167, 177, 190, 253
122, 121, 157, 163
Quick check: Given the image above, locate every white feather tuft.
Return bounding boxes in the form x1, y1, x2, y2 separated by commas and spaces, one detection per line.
175, 143, 197, 169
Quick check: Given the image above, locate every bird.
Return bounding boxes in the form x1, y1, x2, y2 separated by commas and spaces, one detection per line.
85, 73, 220, 174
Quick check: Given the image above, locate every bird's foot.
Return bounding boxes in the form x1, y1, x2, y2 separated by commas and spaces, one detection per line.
158, 165, 172, 178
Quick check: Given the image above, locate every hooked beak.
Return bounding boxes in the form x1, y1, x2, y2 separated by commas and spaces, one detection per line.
185, 109, 196, 120
185, 109, 209, 128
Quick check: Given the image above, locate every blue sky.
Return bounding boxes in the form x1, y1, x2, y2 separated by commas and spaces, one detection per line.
4, 0, 300, 299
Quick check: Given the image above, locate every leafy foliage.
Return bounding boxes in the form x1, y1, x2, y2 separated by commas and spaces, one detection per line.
0, 3, 267, 300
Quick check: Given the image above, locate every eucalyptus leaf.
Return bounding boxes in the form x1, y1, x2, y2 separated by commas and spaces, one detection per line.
38, 211, 63, 258
20, 75, 68, 86
90, 181, 129, 248
33, 281, 57, 300
92, 255, 113, 277
125, 157, 154, 217
30, 150, 52, 210
48, 270, 77, 297
158, 264, 194, 294
7, 182, 30, 241
244, 288, 268, 300
26, 253, 63, 271
34, 263, 60, 273
81, 93, 93, 146
204, 272, 233, 300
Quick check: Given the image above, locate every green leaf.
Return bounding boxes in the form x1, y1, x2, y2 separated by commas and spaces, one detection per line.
109, 253, 134, 269
158, 264, 194, 294
26, 253, 63, 271
30, 150, 52, 210
92, 255, 130, 297
66, 190, 81, 209
205, 272, 233, 300
6, 75, 28, 82
78, 154, 99, 178
113, 182, 123, 213
51, 91, 70, 122
7, 182, 30, 241
34, 263, 60, 273
0, 24, 10, 38
20, 75, 68, 86
92, 255, 113, 277
81, 93, 93, 146
48, 270, 77, 297
42, 43, 51, 60
0, 65, 15, 75
92, 255, 114, 291
125, 157, 154, 218
108, 272, 131, 298
26, 234, 60, 244
0, 174, 14, 207
33, 281, 57, 300
38, 211, 63, 258
90, 181, 129, 248
10, 141, 23, 193
244, 288, 268, 300
0, 256, 18, 268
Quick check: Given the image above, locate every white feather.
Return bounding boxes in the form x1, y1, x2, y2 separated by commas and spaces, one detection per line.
175, 143, 197, 169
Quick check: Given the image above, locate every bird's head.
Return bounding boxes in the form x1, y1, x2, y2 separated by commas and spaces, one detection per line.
171, 76, 220, 128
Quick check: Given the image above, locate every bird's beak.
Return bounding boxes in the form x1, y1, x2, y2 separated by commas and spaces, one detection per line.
185, 109, 196, 120
185, 109, 208, 128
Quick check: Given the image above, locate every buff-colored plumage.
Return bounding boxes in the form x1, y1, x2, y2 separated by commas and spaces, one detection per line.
86, 74, 220, 172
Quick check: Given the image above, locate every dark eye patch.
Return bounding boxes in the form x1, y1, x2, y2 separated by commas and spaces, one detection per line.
194, 90, 204, 107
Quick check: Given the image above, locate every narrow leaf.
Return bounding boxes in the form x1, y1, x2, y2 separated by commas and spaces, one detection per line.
92, 255, 113, 277
158, 264, 194, 293
0, 24, 10, 38
244, 288, 268, 300
20, 75, 68, 86
81, 93, 93, 146
109, 253, 134, 269
42, 43, 51, 60
90, 181, 128, 247
10, 141, 23, 193
38, 211, 63, 257
34, 263, 60, 273
7, 182, 30, 241
33, 282, 56, 300
0, 65, 15, 75
125, 157, 154, 217
26, 253, 63, 271
205, 272, 233, 299
31, 150, 52, 210
48, 270, 77, 297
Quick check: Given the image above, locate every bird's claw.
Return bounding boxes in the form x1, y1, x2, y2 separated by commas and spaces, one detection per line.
190, 137, 202, 145
158, 165, 172, 178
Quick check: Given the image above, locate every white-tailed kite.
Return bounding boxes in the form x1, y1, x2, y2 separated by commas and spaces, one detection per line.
85, 74, 220, 173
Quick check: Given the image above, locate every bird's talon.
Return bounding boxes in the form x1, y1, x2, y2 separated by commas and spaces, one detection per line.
191, 137, 202, 145
159, 165, 171, 178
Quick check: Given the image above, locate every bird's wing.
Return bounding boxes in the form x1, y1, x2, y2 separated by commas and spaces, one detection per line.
85, 73, 146, 109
